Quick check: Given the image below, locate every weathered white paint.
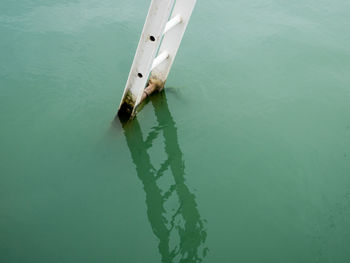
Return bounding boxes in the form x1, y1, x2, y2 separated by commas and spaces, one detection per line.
118, 0, 197, 118
119, 0, 174, 114
151, 0, 197, 83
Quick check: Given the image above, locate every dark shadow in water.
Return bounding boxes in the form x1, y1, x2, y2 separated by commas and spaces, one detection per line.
120, 92, 208, 263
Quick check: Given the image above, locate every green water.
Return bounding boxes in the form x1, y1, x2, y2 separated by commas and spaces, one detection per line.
1, 0, 350, 262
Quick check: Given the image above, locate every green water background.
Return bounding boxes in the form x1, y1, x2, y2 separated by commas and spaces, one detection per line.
1, 0, 350, 262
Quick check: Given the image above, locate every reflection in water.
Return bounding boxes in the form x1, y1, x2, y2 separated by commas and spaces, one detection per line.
121, 92, 208, 263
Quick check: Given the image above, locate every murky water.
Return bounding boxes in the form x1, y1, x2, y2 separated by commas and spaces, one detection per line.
1, 0, 350, 262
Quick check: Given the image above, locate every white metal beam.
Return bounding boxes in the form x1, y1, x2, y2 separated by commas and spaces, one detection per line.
118, 0, 174, 116
151, 0, 197, 83
118, 0, 197, 119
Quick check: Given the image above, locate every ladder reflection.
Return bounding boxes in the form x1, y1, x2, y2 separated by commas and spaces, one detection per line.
122, 92, 208, 263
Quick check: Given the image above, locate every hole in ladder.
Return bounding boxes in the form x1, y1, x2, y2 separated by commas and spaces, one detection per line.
137, 73, 143, 78
150, 36, 156, 41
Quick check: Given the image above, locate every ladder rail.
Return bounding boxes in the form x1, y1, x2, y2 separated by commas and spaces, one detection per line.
151, 0, 197, 83
119, 0, 174, 114
118, 0, 197, 119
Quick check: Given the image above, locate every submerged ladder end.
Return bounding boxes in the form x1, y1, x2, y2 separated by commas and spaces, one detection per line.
117, 77, 165, 122
117, 91, 135, 122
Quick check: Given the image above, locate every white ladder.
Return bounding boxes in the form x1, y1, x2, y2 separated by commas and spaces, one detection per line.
118, 0, 197, 119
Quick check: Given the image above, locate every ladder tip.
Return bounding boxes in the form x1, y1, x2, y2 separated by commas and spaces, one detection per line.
117, 101, 134, 123
116, 78, 165, 123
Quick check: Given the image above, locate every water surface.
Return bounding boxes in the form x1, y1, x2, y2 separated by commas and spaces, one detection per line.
1, 0, 350, 262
